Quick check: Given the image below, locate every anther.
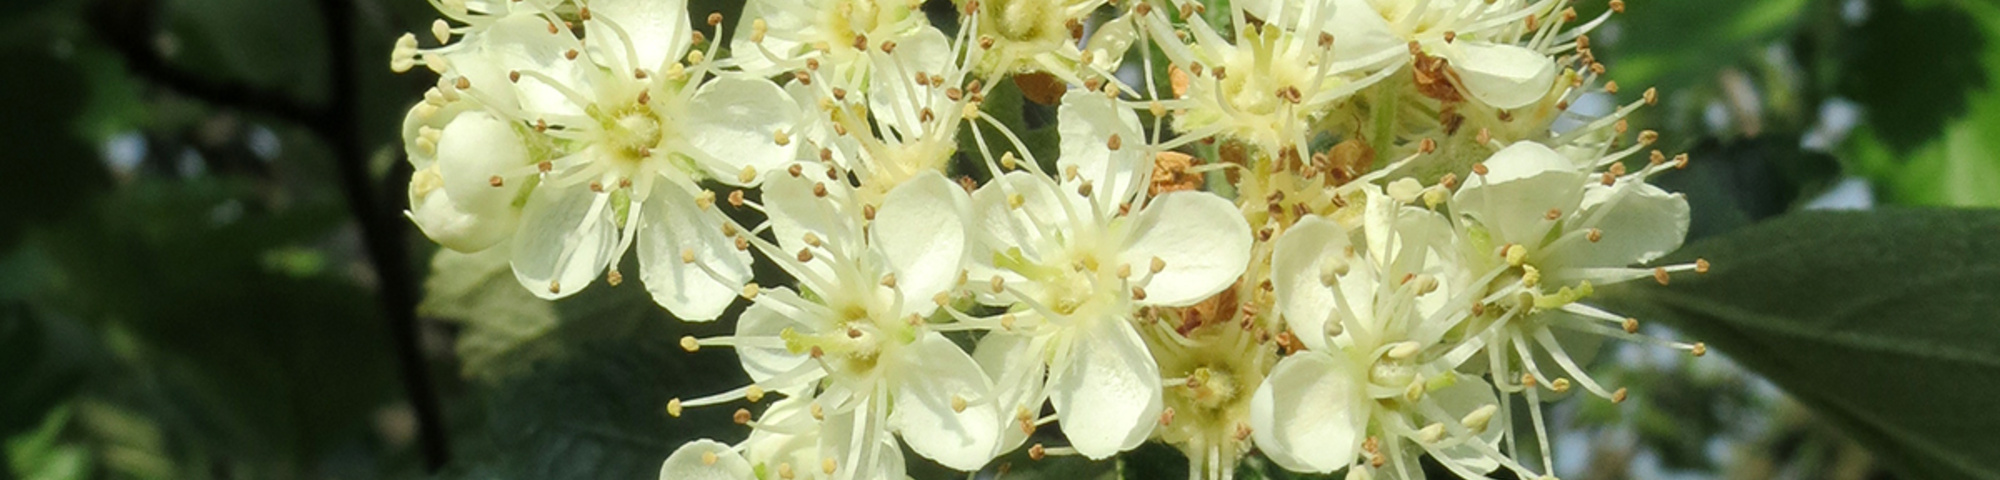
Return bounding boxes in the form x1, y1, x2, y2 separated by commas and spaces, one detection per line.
680, 336, 701, 352
1551, 378, 1572, 393
1622, 318, 1639, 334
1653, 267, 1670, 285
1131, 286, 1148, 301
607, 270, 622, 286
1028, 444, 1046, 461
1159, 407, 1176, 426
1612, 388, 1629, 403
812, 182, 828, 197
1588, 228, 1603, 242
1472, 163, 1490, 176
1107, 134, 1122, 151
548, 281, 562, 294
1150, 257, 1166, 273
1696, 258, 1711, 273
821, 457, 837, 475
951, 395, 968, 413
742, 283, 761, 299
990, 275, 1005, 294
1691, 342, 1708, 357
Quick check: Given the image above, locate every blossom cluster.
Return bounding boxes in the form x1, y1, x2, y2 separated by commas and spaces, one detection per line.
390, 0, 1708, 478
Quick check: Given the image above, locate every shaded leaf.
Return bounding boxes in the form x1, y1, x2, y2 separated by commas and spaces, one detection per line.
1599, 209, 2000, 480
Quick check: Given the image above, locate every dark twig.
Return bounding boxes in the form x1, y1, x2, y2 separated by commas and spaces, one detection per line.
315, 0, 451, 472
92, 0, 450, 471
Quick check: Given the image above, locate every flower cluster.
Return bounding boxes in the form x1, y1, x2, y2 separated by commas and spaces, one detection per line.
391, 0, 1707, 478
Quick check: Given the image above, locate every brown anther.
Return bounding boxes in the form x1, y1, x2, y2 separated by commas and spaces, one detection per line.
635, 68, 649, 79
637, 90, 651, 104
1691, 342, 1708, 357
852, 33, 869, 51
1644, 87, 1659, 105
979, 36, 995, 50
1605, 80, 1620, 94
1443, 30, 1457, 43
1472, 163, 1490, 176
1159, 408, 1176, 426
1419, 138, 1437, 153
733, 408, 752, 424
607, 270, 623, 286
537, 160, 552, 172
1587, 228, 1603, 242
1545, 208, 1562, 221
1601, 172, 1617, 186
455, 76, 471, 90
797, 248, 815, 263
1612, 387, 1629, 403
1696, 258, 1711, 273
564, 49, 579, 60
1674, 153, 1690, 169
548, 281, 562, 294
489, 175, 505, 187
1131, 286, 1147, 301
880, 40, 897, 53
1649, 149, 1667, 165
706, 12, 723, 26
1653, 267, 1671, 285
508, 70, 521, 83
1028, 444, 1046, 461
812, 182, 828, 197
1609, 0, 1626, 12
863, 204, 877, 220
1623, 317, 1640, 334
1639, 130, 1659, 145
728, 190, 746, 207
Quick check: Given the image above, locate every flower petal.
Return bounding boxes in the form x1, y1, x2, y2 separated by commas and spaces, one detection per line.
585, 0, 691, 72
729, 0, 813, 77
510, 182, 618, 299
1452, 142, 1586, 249
1119, 191, 1252, 306
1446, 42, 1557, 110
1551, 182, 1690, 272
760, 162, 854, 290
683, 75, 803, 185
408, 166, 520, 252
436, 111, 531, 216
866, 27, 955, 138
733, 293, 816, 386
872, 171, 971, 316
890, 332, 1003, 471
1249, 352, 1363, 474
1057, 89, 1149, 207
965, 172, 1069, 305
659, 439, 755, 480
1048, 318, 1162, 459
1270, 215, 1350, 352
816, 399, 906, 480
1426, 374, 1504, 473
637, 183, 752, 321
972, 331, 1046, 455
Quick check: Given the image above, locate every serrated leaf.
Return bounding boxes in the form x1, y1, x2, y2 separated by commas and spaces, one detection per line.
1599, 209, 2000, 480
420, 247, 561, 382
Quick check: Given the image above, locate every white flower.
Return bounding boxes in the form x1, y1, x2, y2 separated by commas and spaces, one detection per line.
1323, 0, 1575, 110
1140, 0, 1397, 161
678, 169, 1005, 476
658, 439, 756, 480
739, 392, 909, 480
395, 1, 801, 319
1255, 209, 1512, 479
965, 145, 1252, 458
790, 27, 977, 200
959, 0, 1136, 80
730, 0, 932, 86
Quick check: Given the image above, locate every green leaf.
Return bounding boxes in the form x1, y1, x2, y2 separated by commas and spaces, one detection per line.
1842, 1, 2000, 208
1838, 0, 1990, 153
1598, 209, 2000, 480
1588, 0, 1812, 96
419, 248, 561, 382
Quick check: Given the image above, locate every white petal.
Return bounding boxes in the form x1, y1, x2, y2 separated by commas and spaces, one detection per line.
816, 400, 906, 480
1328, 0, 1404, 66
1119, 192, 1252, 306
972, 331, 1046, 455
890, 332, 1003, 471
585, 0, 691, 72
965, 172, 1068, 304
1269, 215, 1350, 352
872, 171, 971, 316
1083, 15, 1138, 73
659, 439, 755, 480
1452, 142, 1586, 248
637, 183, 752, 321
1249, 352, 1363, 474
408, 167, 520, 252
729, 0, 813, 77
510, 183, 618, 299
760, 163, 854, 289
1057, 89, 1150, 207
477, 13, 592, 117
683, 75, 803, 185
1048, 318, 1162, 459
1552, 182, 1690, 272
1446, 42, 1558, 110
866, 27, 955, 138
733, 294, 815, 386
436, 111, 530, 216
1426, 374, 1504, 473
